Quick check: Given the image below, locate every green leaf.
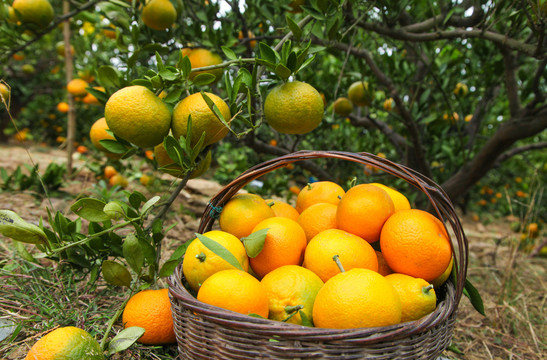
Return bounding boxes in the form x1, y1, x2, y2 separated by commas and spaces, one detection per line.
155, 52, 164, 71
123, 233, 144, 274
259, 42, 279, 64
180, 56, 192, 78
286, 15, 302, 39
192, 73, 217, 86
86, 87, 108, 104
97, 66, 121, 89
241, 228, 268, 258
195, 233, 244, 270
299, 310, 314, 327
159, 259, 180, 277
98, 139, 128, 154
141, 196, 160, 216
106, 326, 145, 356
164, 135, 185, 165
275, 63, 292, 80
163, 88, 183, 103
70, 198, 110, 222
129, 191, 146, 210
286, 52, 297, 72
159, 68, 178, 81
463, 279, 485, 316
221, 46, 237, 60
102, 260, 132, 287
0, 210, 47, 245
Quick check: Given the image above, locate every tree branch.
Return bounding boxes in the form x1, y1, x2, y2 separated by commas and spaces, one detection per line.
494, 141, 547, 165
500, 47, 522, 117
348, 114, 407, 158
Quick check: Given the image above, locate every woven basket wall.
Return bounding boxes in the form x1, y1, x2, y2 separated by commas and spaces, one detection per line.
168, 150, 468, 360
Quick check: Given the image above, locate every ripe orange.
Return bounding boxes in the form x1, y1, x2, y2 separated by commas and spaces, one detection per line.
368, 182, 411, 212
197, 269, 269, 318
186, 48, 224, 82
122, 289, 176, 345
182, 230, 249, 292
248, 217, 307, 279
76, 145, 88, 154
297, 202, 338, 242
103, 165, 117, 179
171, 92, 231, 148
89, 117, 122, 159
0, 83, 10, 102
81, 86, 105, 105
57, 102, 69, 113
264, 81, 324, 135
260, 265, 324, 325
385, 273, 436, 323
380, 209, 452, 282
303, 228, 378, 282
336, 184, 395, 243
383, 98, 394, 111
109, 174, 128, 188
24, 326, 103, 360
295, 181, 345, 213
66, 78, 88, 97
375, 250, 393, 276
289, 185, 300, 195
265, 198, 300, 221
313, 268, 402, 329
219, 193, 275, 239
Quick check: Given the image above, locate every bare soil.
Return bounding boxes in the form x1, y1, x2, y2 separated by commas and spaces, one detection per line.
1, 143, 545, 360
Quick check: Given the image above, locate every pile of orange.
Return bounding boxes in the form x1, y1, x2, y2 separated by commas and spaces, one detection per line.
182, 180, 454, 329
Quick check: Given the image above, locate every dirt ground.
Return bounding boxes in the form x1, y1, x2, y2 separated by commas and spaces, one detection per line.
1, 143, 545, 360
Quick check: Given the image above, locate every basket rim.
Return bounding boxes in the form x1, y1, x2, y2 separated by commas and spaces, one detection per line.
168, 150, 468, 341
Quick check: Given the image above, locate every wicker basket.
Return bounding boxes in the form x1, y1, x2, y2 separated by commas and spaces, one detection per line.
168, 150, 468, 360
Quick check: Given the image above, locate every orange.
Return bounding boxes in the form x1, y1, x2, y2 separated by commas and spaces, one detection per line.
347, 80, 374, 107
248, 217, 307, 279
109, 174, 128, 187
312, 268, 402, 329
295, 181, 345, 213
76, 145, 88, 154
260, 265, 324, 325
197, 269, 269, 318
0, 83, 10, 102
375, 250, 393, 276
171, 92, 231, 148
303, 229, 378, 282
103, 165, 117, 179
380, 209, 452, 282
383, 98, 394, 111
385, 273, 436, 323
265, 198, 300, 221
89, 117, 123, 159
264, 81, 324, 135
368, 182, 411, 212
186, 48, 223, 82
12, 0, 54, 29
332, 97, 353, 116
122, 289, 176, 345
105, 85, 171, 148
81, 86, 105, 105
57, 102, 69, 113
336, 183, 395, 243
141, 0, 177, 31
25, 326, 103, 360
289, 185, 300, 195
219, 193, 274, 239
182, 230, 249, 292
66, 79, 88, 97
431, 257, 453, 289
297, 202, 338, 242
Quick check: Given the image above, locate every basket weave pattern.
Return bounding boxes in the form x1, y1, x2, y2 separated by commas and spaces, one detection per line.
168, 150, 468, 360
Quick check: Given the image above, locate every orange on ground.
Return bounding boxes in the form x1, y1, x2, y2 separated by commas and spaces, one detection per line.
103, 165, 117, 179
303, 228, 378, 282
122, 289, 176, 345
312, 268, 402, 329
249, 217, 307, 279
336, 184, 395, 243
368, 183, 411, 212
76, 145, 88, 154
375, 250, 393, 276
261, 265, 324, 325
266, 199, 300, 221
24, 326, 103, 360
109, 174, 128, 187
297, 202, 338, 242
380, 209, 452, 282
219, 193, 274, 239
182, 230, 249, 292
295, 181, 345, 213
385, 273, 437, 323
89, 117, 122, 159
197, 269, 269, 318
